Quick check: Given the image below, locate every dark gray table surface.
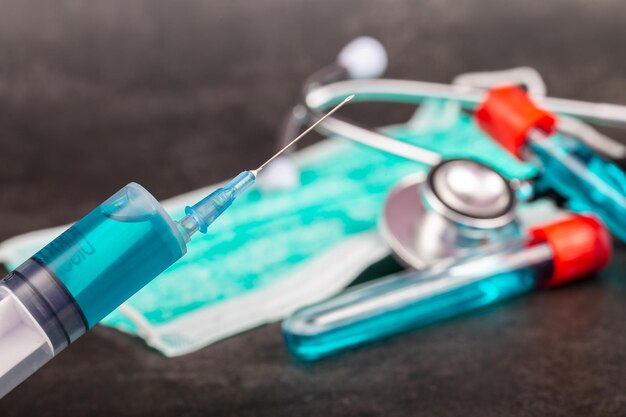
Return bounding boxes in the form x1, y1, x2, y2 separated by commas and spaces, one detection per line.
1, 1, 626, 415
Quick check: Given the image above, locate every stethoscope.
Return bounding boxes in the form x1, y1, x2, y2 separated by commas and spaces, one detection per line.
278, 38, 622, 361
270, 37, 626, 269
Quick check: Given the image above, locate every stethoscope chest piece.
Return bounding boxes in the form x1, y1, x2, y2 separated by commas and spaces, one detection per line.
380, 159, 522, 269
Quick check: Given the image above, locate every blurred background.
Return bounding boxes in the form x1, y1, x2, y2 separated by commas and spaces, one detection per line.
1, 0, 626, 415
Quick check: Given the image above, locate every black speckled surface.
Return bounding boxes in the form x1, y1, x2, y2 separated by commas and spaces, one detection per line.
1, 1, 626, 415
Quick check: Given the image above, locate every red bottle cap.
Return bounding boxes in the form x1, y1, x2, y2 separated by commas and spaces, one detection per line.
475, 86, 557, 158
529, 215, 612, 287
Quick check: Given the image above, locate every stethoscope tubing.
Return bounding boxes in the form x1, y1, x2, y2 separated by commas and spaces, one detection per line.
306, 79, 626, 129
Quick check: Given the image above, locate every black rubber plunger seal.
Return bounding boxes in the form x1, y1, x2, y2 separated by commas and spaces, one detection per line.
2, 259, 87, 350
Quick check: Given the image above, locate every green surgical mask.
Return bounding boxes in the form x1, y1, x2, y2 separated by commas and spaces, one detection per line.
0, 101, 535, 356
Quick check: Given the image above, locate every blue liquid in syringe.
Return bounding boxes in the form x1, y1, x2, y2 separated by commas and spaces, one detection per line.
33, 183, 186, 327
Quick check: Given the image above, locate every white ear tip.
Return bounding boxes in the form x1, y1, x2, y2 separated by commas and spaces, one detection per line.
337, 36, 388, 79
256, 156, 300, 192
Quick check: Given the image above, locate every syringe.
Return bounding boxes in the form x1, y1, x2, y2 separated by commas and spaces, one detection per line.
179, 94, 353, 239
0, 95, 352, 398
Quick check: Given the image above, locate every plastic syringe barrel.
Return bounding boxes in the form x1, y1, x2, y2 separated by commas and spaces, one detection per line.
282, 215, 611, 360
0, 183, 188, 398
0, 260, 86, 398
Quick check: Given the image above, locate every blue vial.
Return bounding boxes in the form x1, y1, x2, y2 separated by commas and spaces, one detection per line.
283, 268, 537, 361
529, 135, 626, 242
282, 214, 611, 360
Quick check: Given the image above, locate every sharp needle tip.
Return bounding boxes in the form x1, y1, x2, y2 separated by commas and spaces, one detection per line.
254, 94, 354, 173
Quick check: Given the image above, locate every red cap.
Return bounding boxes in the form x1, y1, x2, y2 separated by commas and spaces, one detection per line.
529, 215, 612, 288
475, 86, 557, 158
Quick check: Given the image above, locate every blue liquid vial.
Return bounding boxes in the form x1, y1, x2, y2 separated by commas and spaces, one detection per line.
283, 268, 538, 361
474, 85, 626, 242
283, 214, 610, 360
528, 133, 626, 242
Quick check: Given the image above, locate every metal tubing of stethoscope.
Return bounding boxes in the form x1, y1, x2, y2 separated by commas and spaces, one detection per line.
316, 117, 442, 166
306, 79, 626, 129
297, 68, 442, 166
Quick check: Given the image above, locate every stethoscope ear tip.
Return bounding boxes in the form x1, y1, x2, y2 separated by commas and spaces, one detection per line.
337, 36, 388, 79
255, 156, 300, 192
